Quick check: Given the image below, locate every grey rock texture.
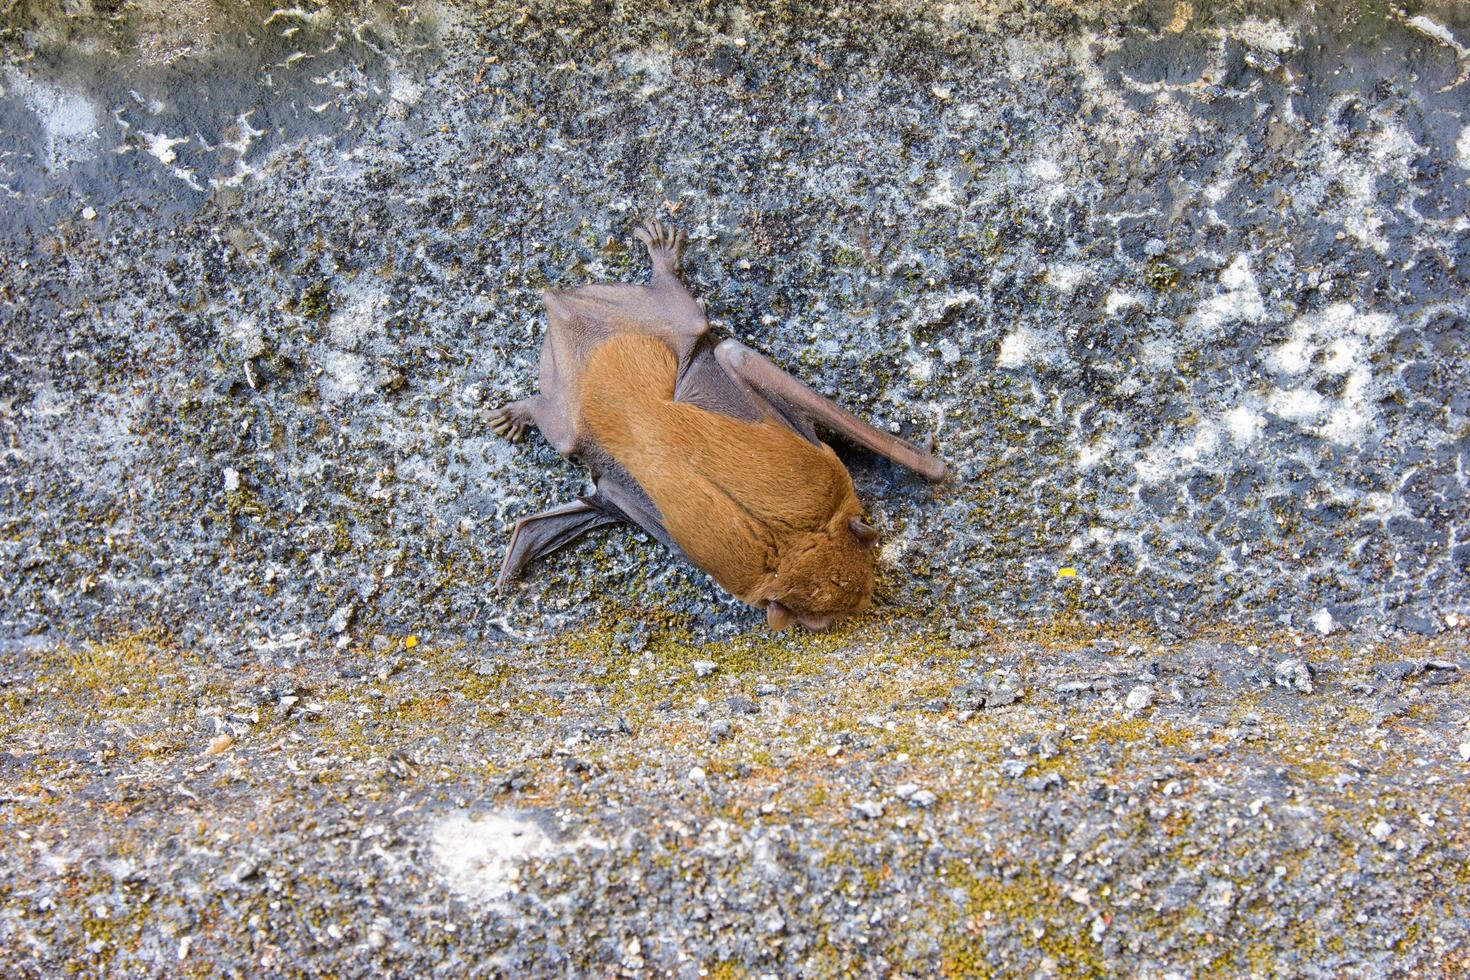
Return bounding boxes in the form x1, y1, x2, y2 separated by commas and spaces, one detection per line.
2, 0, 1469, 975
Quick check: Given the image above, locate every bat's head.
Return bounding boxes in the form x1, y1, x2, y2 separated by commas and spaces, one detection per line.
759, 512, 879, 632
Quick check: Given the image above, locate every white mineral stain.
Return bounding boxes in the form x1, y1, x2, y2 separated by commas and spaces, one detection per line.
1224, 405, 1264, 444
905, 350, 934, 382
1027, 157, 1061, 182
213, 110, 266, 187
141, 131, 189, 165
264, 6, 330, 28
5, 69, 101, 171
1193, 255, 1264, 332
1228, 17, 1299, 54
1203, 144, 1248, 204
317, 349, 367, 400
1405, 15, 1469, 58
1131, 449, 1170, 486
1265, 303, 1395, 444
388, 71, 424, 106
1104, 291, 1139, 314
327, 285, 388, 350
431, 811, 604, 905
227, 317, 266, 359
1295, 99, 1419, 254
128, 89, 165, 115
1309, 608, 1335, 635
1005, 36, 1064, 85
1046, 262, 1090, 293
996, 326, 1053, 370
615, 49, 674, 93
1130, 409, 1246, 487
1459, 124, 1470, 169
922, 171, 959, 209
1320, 370, 1376, 445
1075, 437, 1112, 471
1267, 387, 1327, 422
1184, 422, 1221, 460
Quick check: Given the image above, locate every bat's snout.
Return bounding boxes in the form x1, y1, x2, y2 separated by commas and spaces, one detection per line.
764, 601, 841, 633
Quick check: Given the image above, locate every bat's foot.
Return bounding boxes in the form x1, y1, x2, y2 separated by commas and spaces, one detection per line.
634, 219, 686, 278
489, 399, 536, 443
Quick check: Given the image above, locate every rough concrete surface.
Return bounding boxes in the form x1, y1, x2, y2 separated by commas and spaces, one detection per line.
1, 0, 1468, 975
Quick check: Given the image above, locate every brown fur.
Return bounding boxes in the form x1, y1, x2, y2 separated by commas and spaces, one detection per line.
580, 334, 875, 619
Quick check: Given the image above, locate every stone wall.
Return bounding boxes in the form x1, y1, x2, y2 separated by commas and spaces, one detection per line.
2, 1, 1467, 646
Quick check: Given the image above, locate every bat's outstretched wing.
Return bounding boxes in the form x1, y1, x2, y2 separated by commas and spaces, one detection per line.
711, 338, 947, 482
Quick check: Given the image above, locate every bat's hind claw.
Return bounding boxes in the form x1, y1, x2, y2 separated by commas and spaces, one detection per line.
634, 219, 686, 277
489, 401, 535, 443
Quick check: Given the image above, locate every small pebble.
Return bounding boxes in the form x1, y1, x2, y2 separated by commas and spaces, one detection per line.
203, 734, 234, 756
853, 800, 884, 819
1000, 759, 1031, 779
1310, 609, 1334, 636
692, 659, 717, 679
1125, 685, 1153, 712
326, 604, 355, 635
726, 696, 759, 715
1274, 658, 1315, 693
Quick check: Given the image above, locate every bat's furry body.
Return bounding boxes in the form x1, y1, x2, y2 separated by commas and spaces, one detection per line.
490, 221, 944, 630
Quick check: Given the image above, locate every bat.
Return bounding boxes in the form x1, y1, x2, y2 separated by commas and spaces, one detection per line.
489, 220, 946, 631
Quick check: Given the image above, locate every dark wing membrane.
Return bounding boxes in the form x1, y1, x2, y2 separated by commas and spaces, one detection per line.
496, 499, 622, 589
670, 343, 778, 428
591, 470, 682, 556
673, 339, 821, 444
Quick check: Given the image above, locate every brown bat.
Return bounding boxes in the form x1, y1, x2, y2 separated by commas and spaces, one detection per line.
489, 220, 946, 631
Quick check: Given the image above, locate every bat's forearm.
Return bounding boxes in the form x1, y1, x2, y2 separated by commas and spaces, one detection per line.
714, 340, 947, 482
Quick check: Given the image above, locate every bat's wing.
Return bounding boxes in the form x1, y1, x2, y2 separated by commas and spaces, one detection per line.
591, 472, 681, 554
710, 338, 947, 482
494, 467, 683, 590
527, 221, 709, 455
495, 499, 623, 590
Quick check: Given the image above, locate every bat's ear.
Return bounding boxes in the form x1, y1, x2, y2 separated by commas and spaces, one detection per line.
849, 518, 880, 549
766, 601, 795, 631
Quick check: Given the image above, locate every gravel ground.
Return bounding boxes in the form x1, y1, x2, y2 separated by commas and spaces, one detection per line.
2, 0, 1469, 975
2, 623, 1468, 975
